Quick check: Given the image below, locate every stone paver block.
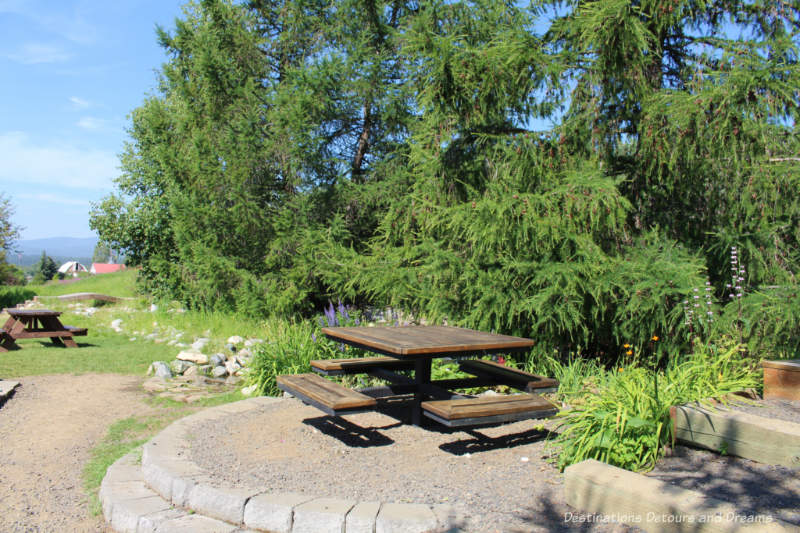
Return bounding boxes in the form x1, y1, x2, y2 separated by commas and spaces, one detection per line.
565, 458, 794, 532
431, 504, 469, 532
137, 508, 187, 533
0, 380, 20, 398
376, 503, 438, 533
111, 495, 173, 533
243, 492, 315, 532
154, 513, 237, 533
100, 480, 154, 521
141, 457, 205, 501
346, 501, 381, 533
186, 482, 259, 524
292, 497, 356, 533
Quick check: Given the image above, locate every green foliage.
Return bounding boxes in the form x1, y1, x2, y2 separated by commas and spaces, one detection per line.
0, 286, 35, 308
91, 0, 800, 373
553, 338, 761, 472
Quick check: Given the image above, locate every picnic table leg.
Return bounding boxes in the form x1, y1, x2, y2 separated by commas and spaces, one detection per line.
0, 331, 19, 352
412, 358, 432, 426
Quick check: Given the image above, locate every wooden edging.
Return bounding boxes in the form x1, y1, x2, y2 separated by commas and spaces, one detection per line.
565, 459, 795, 532
669, 402, 800, 467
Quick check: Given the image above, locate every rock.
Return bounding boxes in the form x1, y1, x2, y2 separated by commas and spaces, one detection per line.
244, 338, 263, 347
143, 377, 170, 393
85, 307, 97, 317
145, 333, 158, 340
129, 337, 137, 342
226, 335, 244, 345
225, 375, 242, 386
209, 353, 226, 366
170, 360, 195, 375
183, 365, 199, 378
212, 366, 228, 378
224, 360, 241, 375
175, 342, 188, 348
176, 350, 209, 365
167, 340, 176, 346
198, 365, 213, 376
238, 348, 253, 358
241, 384, 258, 396
224, 343, 237, 353
150, 304, 158, 312
148, 361, 172, 380
191, 338, 209, 351
110, 319, 123, 332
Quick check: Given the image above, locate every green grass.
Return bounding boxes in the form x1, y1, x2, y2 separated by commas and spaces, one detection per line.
0, 324, 177, 377
83, 411, 190, 515
27, 268, 140, 298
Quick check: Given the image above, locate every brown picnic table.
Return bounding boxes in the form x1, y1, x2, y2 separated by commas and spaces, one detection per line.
0, 308, 87, 352
277, 325, 559, 428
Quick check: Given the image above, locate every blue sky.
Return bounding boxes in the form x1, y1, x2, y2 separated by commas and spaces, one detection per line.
1, 0, 185, 239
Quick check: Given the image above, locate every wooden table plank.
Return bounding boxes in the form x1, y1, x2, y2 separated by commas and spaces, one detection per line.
321, 325, 534, 356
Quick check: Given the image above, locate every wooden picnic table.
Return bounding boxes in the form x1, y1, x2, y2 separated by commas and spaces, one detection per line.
0, 308, 87, 352
278, 325, 558, 428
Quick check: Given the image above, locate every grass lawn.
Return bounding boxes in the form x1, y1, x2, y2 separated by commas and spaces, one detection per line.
27, 269, 140, 299
0, 326, 177, 377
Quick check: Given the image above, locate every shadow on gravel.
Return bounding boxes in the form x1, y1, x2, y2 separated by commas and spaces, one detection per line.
303, 415, 397, 447
648, 446, 800, 526
509, 491, 640, 532
439, 427, 553, 456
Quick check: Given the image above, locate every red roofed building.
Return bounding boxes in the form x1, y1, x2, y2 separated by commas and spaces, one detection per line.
90, 263, 126, 274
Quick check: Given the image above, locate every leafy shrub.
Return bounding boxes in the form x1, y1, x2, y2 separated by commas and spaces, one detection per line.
246, 303, 366, 396
553, 338, 760, 472
0, 286, 36, 309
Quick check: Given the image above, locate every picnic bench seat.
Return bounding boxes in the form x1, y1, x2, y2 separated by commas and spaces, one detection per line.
459, 359, 559, 393
421, 393, 558, 427
310, 356, 416, 375
64, 326, 88, 336
277, 373, 376, 416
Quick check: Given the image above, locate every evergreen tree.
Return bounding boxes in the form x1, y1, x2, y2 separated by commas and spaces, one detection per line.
36, 251, 57, 282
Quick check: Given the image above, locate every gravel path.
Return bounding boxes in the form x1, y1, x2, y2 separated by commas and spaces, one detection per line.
728, 397, 800, 425
189, 398, 634, 533
0, 374, 158, 533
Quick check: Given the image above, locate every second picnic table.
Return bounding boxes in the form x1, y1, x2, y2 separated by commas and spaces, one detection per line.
0, 308, 87, 352
278, 325, 559, 427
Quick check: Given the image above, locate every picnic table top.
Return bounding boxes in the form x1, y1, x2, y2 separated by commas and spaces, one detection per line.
320, 325, 534, 357
3, 308, 62, 318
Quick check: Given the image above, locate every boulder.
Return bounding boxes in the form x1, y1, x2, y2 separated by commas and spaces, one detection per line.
212, 366, 228, 378
224, 343, 237, 353
225, 375, 243, 386
191, 338, 209, 351
183, 365, 199, 378
170, 360, 195, 375
176, 350, 209, 365
244, 338, 264, 347
226, 335, 244, 345
209, 353, 226, 366
238, 348, 253, 358
224, 360, 242, 375
148, 361, 172, 379
241, 384, 258, 396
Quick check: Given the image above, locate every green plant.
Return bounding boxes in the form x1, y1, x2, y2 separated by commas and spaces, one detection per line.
553, 337, 759, 472
0, 286, 36, 309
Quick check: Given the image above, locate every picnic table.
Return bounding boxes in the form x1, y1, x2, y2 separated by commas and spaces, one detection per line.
0, 308, 87, 352
277, 325, 559, 428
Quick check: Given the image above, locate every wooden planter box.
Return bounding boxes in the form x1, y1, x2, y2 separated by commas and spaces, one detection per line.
762, 359, 800, 401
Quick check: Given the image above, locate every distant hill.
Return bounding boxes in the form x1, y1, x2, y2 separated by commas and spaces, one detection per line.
9, 237, 98, 268
14, 236, 98, 258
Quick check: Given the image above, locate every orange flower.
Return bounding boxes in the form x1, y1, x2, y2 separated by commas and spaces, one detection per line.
618, 367, 624, 372
626, 350, 633, 356
623, 343, 631, 349
652, 335, 659, 341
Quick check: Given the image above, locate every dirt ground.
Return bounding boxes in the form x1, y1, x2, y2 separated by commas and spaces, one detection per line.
0, 374, 158, 533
